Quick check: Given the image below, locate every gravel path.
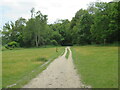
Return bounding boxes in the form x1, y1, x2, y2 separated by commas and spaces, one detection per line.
23, 47, 86, 88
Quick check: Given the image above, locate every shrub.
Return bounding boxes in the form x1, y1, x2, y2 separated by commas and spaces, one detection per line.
5, 41, 19, 49
51, 40, 58, 46
4, 44, 9, 49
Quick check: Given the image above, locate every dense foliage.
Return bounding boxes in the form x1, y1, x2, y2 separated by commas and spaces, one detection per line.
1, 2, 119, 47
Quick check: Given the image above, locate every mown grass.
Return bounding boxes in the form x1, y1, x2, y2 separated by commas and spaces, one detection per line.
72, 46, 118, 88
65, 48, 70, 59
2, 47, 64, 88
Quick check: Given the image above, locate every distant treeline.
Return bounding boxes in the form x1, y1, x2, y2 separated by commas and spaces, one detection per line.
1, 2, 120, 47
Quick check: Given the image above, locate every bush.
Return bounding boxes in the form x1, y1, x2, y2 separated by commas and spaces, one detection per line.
4, 44, 9, 49
51, 40, 58, 46
5, 41, 19, 49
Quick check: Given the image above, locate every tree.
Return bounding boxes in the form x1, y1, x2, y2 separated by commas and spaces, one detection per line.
90, 2, 118, 44
70, 9, 93, 45
2, 2, 118, 47
2, 17, 26, 46
23, 8, 49, 47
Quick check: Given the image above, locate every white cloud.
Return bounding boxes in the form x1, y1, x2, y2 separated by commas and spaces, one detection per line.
0, 0, 112, 28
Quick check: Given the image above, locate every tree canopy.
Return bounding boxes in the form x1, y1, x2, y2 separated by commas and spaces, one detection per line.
1, 2, 119, 47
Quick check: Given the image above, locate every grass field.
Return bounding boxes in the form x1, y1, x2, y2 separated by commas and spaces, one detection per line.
72, 46, 118, 88
2, 46, 64, 88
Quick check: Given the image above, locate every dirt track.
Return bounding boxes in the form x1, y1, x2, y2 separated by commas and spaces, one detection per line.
23, 47, 87, 88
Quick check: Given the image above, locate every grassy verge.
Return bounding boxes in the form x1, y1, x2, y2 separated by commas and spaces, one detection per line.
71, 46, 118, 88
61, 47, 65, 56
65, 48, 70, 59
2, 47, 64, 88
0, 50, 2, 89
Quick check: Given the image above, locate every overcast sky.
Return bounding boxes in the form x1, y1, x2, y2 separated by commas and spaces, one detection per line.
0, 0, 112, 29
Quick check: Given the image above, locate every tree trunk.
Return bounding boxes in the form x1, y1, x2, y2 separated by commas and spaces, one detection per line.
35, 35, 39, 47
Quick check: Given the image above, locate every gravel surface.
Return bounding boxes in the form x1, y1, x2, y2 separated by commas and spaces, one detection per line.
23, 47, 88, 88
